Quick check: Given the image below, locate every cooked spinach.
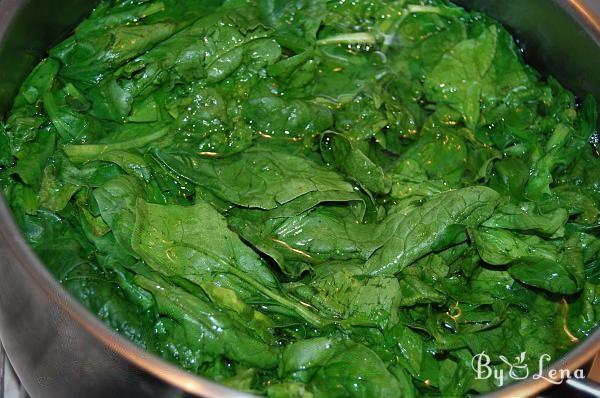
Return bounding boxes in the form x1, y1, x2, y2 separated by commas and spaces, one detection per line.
1, 0, 599, 396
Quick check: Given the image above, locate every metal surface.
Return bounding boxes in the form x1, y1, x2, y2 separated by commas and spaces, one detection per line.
566, 378, 600, 398
0, 1, 599, 398
589, 355, 600, 383
1, 344, 5, 398
1, 344, 31, 398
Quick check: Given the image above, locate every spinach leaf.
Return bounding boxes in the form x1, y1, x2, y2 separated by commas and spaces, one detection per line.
320, 132, 391, 195
230, 205, 401, 276
365, 187, 500, 276
281, 338, 402, 398
131, 199, 326, 326
472, 228, 585, 294
135, 274, 280, 368
482, 203, 568, 236
425, 26, 498, 130
289, 263, 401, 328
152, 148, 356, 210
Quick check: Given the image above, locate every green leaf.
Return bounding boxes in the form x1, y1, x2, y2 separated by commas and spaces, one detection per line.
482, 203, 568, 236
472, 228, 584, 294
398, 117, 469, 184
14, 58, 60, 107
425, 26, 498, 130
320, 132, 391, 194
281, 338, 402, 398
230, 205, 401, 274
12, 129, 56, 188
64, 126, 168, 163
131, 199, 326, 326
365, 186, 500, 275
39, 154, 119, 212
290, 263, 401, 327
135, 274, 280, 368
152, 148, 356, 210
93, 175, 146, 253
243, 95, 333, 138
131, 199, 278, 291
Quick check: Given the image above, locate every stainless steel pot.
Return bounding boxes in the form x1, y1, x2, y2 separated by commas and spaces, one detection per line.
0, 1, 599, 397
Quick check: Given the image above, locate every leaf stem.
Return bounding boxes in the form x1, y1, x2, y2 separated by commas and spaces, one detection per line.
316, 32, 376, 46
407, 5, 442, 14
226, 266, 327, 327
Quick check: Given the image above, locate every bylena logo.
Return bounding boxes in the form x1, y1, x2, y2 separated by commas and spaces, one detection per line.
471, 352, 585, 386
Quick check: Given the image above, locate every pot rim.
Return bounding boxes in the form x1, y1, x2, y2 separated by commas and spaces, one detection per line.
558, 0, 600, 46
0, 1, 599, 397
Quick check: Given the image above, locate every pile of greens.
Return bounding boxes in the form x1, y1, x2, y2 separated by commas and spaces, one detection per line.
1, 0, 599, 396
